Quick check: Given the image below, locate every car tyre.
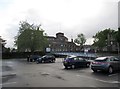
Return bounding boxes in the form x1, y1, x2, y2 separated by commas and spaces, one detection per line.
108, 66, 113, 74
30, 59, 33, 62
52, 60, 55, 63
64, 66, 68, 69
41, 60, 44, 63
92, 69, 97, 72
36, 61, 39, 64
71, 65, 75, 69
86, 63, 90, 67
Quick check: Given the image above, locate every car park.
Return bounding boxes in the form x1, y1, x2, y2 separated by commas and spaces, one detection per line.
36, 54, 56, 63
91, 56, 120, 74
63, 56, 90, 69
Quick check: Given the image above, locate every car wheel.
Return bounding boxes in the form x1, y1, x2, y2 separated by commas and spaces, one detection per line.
52, 60, 55, 63
41, 60, 44, 63
71, 65, 75, 69
108, 66, 113, 74
64, 66, 68, 69
86, 63, 90, 67
30, 59, 33, 62
36, 61, 39, 64
92, 69, 97, 72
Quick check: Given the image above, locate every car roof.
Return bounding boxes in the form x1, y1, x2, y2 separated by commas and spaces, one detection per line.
45, 54, 53, 56
96, 56, 115, 60
67, 55, 76, 58
96, 57, 106, 60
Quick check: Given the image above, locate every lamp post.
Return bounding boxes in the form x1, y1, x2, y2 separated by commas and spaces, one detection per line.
117, 42, 119, 55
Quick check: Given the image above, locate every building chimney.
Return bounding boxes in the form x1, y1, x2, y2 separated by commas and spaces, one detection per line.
71, 39, 73, 42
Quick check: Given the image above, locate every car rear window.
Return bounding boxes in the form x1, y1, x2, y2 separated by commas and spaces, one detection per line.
65, 57, 74, 61
116, 56, 120, 60
95, 57, 108, 62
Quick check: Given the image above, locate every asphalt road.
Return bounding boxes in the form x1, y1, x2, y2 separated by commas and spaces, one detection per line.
1, 58, 120, 88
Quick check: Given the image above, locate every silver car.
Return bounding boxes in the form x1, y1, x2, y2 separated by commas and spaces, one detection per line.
91, 56, 120, 74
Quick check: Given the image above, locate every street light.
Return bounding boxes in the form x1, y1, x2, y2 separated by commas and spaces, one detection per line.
117, 42, 119, 55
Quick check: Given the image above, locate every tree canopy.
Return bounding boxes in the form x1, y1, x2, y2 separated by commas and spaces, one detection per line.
116, 27, 120, 44
92, 28, 117, 51
14, 21, 48, 52
74, 33, 86, 46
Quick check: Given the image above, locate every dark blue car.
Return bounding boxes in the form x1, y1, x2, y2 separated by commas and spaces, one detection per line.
29, 55, 41, 62
63, 55, 90, 69
36, 55, 56, 63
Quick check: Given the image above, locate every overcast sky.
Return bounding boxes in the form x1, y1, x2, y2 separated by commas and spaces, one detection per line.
0, 0, 119, 48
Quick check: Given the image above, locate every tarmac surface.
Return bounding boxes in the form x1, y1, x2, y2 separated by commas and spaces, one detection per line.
1, 58, 120, 88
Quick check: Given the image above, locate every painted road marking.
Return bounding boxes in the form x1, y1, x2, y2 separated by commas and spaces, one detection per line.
0, 82, 17, 85
2, 73, 17, 77
89, 85, 100, 89
108, 73, 118, 77
76, 74, 120, 84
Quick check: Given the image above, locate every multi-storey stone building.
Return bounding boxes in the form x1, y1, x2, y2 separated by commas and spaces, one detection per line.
46, 32, 80, 52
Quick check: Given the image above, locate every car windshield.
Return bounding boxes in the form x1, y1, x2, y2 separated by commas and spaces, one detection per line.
42, 55, 53, 58
65, 57, 74, 61
116, 56, 120, 60
95, 57, 108, 62
66, 55, 76, 58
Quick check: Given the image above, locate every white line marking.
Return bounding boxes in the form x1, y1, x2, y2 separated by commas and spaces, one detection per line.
8, 65, 14, 67
76, 74, 120, 84
108, 73, 118, 77
89, 85, 98, 88
2, 73, 16, 77
111, 81, 120, 83
0, 82, 17, 85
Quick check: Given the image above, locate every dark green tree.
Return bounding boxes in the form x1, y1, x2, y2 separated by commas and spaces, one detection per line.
116, 27, 120, 44
14, 21, 48, 52
92, 28, 116, 51
74, 33, 86, 46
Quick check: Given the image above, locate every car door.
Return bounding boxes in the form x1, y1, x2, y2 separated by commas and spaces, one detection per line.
109, 57, 116, 70
73, 57, 79, 67
77, 58, 85, 67
43, 55, 48, 62
47, 55, 50, 61
113, 57, 120, 70
117, 56, 120, 69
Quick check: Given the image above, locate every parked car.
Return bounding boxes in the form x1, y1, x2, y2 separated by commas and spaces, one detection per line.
63, 56, 90, 69
29, 55, 41, 62
36, 55, 56, 63
91, 56, 120, 74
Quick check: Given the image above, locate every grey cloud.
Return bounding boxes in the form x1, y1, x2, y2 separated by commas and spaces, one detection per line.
118, 1, 120, 27
4, 1, 118, 47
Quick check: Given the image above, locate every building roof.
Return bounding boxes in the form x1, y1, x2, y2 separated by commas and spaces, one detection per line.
56, 32, 64, 35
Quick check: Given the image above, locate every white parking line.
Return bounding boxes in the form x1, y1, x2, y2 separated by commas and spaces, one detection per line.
89, 85, 100, 89
2, 73, 17, 77
0, 82, 17, 85
108, 73, 118, 77
76, 74, 120, 84
111, 81, 120, 83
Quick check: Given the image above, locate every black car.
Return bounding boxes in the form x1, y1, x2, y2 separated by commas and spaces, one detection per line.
91, 56, 120, 74
36, 55, 56, 63
63, 56, 90, 69
29, 55, 41, 62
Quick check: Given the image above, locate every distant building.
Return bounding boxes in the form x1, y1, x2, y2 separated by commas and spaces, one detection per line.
46, 32, 81, 52
0, 36, 6, 53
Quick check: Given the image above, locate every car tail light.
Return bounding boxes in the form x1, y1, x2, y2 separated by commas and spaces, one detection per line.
92, 62, 97, 64
100, 62, 110, 65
